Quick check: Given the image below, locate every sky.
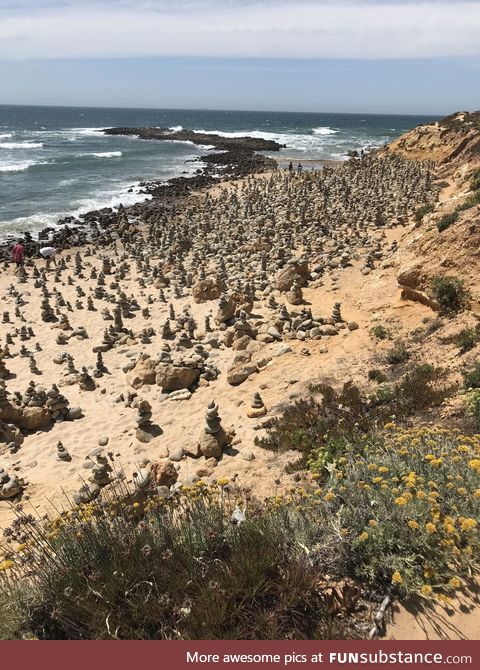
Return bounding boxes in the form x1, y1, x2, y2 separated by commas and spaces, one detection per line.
0, 0, 479, 114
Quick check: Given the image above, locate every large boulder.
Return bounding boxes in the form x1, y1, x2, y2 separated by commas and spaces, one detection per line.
0, 403, 23, 426
0, 404, 51, 431
275, 260, 310, 292
400, 286, 440, 311
397, 263, 439, 310
197, 427, 228, 459
215, 295, 236, 324
192, 277, 225, 303
155, 364, 200, 392
126, 358, 157, 389
230, 290, 254, 315
20, 407, 51, 431
227, 351, 258, 385
396, 263, 426, 290
152, 461, 178, 488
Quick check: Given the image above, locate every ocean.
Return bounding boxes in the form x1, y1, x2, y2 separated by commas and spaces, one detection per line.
0, 105, 439, 239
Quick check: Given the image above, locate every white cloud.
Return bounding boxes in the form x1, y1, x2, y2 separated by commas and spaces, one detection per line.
0, 1, 479, 60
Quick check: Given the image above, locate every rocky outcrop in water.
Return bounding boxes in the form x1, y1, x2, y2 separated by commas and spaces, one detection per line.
102, 127, 284, 153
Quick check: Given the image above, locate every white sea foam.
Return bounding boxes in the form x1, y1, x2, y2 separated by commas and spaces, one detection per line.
0, 159, 47, 173
72, 188, 151, 214
312, 127, 338, 135
0, 142, 44, 149
167, 139, 196, 146
28, 127, 106, 142
191, 128, 344, 154
0, 133, 13, 139
168, 125, 183, 132
70, 127, 105, 136
79, 151, 123, 158
0, 182, 152, 238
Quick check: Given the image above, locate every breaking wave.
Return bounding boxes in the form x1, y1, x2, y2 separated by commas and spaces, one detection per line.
0, 141, 44, 149
191, 128, 344, 153
0, 159, 47, 173
0, 182, 151, 237
312, 127, 338, 135
79, 151, 123, 158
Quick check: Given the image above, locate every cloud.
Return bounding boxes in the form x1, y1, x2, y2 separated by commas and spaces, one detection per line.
1, 1, 480, 60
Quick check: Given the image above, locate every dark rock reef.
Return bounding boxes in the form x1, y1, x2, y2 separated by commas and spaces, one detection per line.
0, 127, 281, 260
102, 127, 284, 153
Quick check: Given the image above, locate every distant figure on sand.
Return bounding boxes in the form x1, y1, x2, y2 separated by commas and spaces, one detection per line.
288, 161, 293, 171
297, 163, 303, 172
39, 246, 58, 269
12, 240, 25, 274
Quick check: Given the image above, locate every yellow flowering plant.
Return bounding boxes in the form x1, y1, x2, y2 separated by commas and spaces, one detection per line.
318, 427, 479, 596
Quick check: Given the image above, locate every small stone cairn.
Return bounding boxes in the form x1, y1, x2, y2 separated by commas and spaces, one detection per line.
247, 392, 267, 418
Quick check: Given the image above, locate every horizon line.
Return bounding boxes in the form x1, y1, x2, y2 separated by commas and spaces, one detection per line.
0, 102, 452, 118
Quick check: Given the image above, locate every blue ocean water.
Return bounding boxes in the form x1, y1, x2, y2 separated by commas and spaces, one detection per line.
0, 105, 439, 238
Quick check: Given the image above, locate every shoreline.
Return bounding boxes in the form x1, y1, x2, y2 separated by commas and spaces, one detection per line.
0, 126, 344, 258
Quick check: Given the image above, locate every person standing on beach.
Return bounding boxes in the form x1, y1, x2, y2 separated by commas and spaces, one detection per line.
39, 246, 58, 269
12, 240, 25, 275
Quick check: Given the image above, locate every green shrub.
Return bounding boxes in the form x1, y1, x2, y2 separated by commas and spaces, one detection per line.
322, 426, 480, 596
371, 385, 395, 404
258, 368, 453, 477
0, 487, 358, 641
414, 203, 435, 226
464, 389, 480, 432
369, 365, 453, 414
437, 211, 458, 232
457, 190, 480, 212
2, 428, 478, 637
368, 369, 388, 383
423, 317, 443, 334
430, 275, 470, 315
385, 340, 410, 365
370, 325, 391, 340
256, 383, 374, 474
393, 364, 454, 413
411, 318, 444, 342
470, 168, 480, 192
463, 361, 480, 389
441, 324, 480, 353
438, 170, 480, 220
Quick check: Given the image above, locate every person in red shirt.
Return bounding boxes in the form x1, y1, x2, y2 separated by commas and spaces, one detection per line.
12, 240, 25, 275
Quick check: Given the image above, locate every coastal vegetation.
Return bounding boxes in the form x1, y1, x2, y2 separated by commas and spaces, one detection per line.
1, 425, 478, 640
255, 365, 454, 476
414, 203, 435, 227
430, 275, 470, 314
440, 324, 480, 353
436, 168, 480, 232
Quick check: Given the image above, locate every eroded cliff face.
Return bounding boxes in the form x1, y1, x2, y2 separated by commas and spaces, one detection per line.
389, 111, 480, 307
385, 111, 480, 169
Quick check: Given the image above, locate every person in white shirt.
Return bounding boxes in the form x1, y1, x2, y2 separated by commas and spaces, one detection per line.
39, 246, 58, 269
